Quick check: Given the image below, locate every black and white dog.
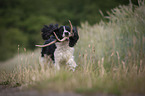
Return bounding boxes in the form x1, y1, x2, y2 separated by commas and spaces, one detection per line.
36, 21, 79, 71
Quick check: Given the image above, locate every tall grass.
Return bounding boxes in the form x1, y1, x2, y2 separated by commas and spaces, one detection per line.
0, 1, 145, 95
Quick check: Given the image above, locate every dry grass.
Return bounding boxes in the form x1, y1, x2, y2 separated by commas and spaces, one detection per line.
0, 1, 145, 95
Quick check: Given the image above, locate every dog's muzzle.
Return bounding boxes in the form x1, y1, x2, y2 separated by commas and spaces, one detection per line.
65, 32, 69, 37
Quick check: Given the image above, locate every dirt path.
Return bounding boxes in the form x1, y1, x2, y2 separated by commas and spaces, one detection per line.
0, 85, 83, 96
1, 85, 144, 96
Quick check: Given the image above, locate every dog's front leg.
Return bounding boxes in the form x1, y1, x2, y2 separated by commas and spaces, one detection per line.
54, 61, 60, 70
67, 57, 77, 71
54, 51, 61, 70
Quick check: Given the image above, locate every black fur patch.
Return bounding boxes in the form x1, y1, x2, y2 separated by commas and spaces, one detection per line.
41, 36, 56, 61
41, 24, 58, 40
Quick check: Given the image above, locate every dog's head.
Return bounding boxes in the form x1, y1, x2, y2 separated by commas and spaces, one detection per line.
54, 26, 72, 40
36, 21, 79, 47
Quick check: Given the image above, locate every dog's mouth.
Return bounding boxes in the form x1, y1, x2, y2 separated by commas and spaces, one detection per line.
53, 31, 73, 42
63, 33, 71, 41
65, 37, 69, 41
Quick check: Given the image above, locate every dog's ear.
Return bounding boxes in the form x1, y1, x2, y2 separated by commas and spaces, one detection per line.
54, 26, 64, 40
69, 27, 79, 47
41, 24, 59, 40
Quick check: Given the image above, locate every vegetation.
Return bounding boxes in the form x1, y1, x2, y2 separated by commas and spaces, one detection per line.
0, 1, 145, 95
0, 0, 138, 61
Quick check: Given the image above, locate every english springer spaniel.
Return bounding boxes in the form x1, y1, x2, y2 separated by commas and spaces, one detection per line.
36, 21, 79, 71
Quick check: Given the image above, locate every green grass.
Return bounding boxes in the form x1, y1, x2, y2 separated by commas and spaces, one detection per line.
0, 1, 145, 95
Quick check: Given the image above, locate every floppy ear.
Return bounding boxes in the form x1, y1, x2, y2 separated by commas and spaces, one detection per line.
53, 26, 64, 40
41, 24, 58, 40
69, 27, 79, 47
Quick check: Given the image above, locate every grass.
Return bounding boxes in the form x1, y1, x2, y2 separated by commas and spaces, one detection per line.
0, 1, 145, 95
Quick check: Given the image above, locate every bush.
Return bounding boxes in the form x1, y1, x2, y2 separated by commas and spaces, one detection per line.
0, 28, 27, 60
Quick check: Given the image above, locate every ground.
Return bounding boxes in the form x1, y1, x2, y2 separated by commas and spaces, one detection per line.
0, 85, 83, 96
0, 85, 144, 96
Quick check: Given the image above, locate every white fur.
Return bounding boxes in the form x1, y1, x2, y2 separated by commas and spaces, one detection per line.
54, 41, 77, 71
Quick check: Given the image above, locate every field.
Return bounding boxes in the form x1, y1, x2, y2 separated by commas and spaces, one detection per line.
0, 1, 145, 96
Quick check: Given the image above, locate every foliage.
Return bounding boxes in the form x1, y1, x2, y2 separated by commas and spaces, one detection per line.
0, 0, 138, 61
0, 1, 145, 95
0, 28, 27, 60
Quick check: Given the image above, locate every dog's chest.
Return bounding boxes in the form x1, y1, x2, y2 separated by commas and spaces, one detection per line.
54, 41, 74, 60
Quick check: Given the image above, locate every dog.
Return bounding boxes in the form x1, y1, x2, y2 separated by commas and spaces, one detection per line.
36, 21, 79, 71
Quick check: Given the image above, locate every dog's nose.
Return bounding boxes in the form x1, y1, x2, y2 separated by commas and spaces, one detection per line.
65, 32, 69, 36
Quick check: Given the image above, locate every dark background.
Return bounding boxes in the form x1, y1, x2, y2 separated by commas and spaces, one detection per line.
0, 0, 138, 61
